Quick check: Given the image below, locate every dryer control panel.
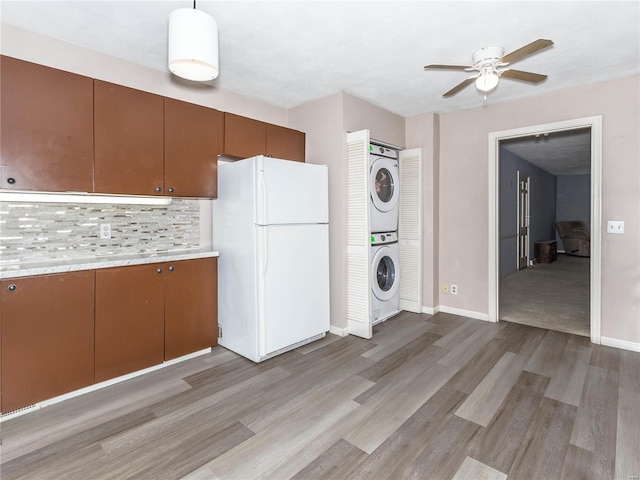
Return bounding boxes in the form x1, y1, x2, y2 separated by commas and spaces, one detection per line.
371, 232, 398, 245
370, 143, 398, 159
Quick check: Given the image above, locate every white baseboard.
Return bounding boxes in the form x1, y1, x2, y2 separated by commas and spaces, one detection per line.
329, 325, 349, 337
421, 306, 437, 315
601, 336, 640, 352
436, 305, 491, 322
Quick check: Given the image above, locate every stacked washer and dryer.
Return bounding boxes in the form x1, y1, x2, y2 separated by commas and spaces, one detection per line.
369, 144, 401, 325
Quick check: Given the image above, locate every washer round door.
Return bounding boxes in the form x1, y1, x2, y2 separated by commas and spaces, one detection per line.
369, 157, 399, 213
371, 245, 400, 301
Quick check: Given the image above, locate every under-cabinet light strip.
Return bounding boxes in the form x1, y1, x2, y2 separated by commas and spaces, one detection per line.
0, 190, 173, 206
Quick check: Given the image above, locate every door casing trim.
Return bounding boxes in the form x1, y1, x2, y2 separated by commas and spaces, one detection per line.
488, 116, 602, 344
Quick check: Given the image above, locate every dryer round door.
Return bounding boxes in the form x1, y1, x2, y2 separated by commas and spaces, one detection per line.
369, 157, 399, 213
371, 245, 400, 301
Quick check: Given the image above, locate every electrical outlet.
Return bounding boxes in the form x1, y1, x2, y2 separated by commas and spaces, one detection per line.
100, 223, 111, 240
451, 284, 458, 295
442, 284, 449, 294
607, 220, 624, 234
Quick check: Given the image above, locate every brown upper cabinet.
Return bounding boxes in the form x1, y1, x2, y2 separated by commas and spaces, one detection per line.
0, 56, 94, 192
164, 98, 219, 198
1, 57, 303, 196
266, 123, 305, 163
94, 80, 165, 196
223, 112, 305, 162
223, 112, 266, 159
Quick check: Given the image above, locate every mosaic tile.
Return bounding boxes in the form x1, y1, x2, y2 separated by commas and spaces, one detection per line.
0, 199, 201, 269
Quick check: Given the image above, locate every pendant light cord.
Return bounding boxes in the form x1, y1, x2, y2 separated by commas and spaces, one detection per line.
193, 0, 196, 9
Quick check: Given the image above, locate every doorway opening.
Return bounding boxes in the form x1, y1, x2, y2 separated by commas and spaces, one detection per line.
488, 116, 602, 343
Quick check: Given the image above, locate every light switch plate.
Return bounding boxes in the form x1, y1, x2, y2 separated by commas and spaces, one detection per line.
607, 220, 624, 234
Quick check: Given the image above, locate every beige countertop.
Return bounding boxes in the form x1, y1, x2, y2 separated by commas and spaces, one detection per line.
0, 249, 219, 280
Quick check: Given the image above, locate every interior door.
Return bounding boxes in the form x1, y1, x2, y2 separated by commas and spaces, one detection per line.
517, 171, 530, 270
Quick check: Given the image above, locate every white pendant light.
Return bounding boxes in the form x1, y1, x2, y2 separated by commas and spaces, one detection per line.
168, 3, 219, 81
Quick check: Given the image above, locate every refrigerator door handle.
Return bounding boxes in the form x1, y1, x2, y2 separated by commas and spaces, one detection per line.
259, 170, 269, 275
259, 168, 268, 226
263, 226, 269, 276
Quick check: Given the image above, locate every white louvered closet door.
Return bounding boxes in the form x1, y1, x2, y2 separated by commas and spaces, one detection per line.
399, 148, 422, 312
346, 130, 372, 339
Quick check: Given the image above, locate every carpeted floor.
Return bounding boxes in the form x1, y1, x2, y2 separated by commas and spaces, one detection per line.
499, 253, 590, 336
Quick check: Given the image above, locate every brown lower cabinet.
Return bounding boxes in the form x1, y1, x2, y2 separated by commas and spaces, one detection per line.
0, 258, 217, 412
1, 271, 95, 413
95, 264, 166, 383
165, 257, 218, 360
95, 257, 218, 382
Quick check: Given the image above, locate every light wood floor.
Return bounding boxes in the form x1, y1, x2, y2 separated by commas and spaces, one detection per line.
1, 311, 639, 480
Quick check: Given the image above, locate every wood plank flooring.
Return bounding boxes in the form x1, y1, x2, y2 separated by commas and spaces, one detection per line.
1, 311, 638, 480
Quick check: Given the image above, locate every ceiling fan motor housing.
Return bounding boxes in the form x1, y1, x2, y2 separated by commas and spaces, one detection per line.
472, 46, 505, 67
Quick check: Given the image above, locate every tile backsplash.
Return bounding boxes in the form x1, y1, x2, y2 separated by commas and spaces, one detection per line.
0, 198, 201, 269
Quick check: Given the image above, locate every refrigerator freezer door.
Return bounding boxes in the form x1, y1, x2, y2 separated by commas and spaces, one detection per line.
256, 156, 328, 226
256, 223, 330, 357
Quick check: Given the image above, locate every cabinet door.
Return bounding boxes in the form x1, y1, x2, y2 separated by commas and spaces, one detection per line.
223, 112, 266, 158
94, 80, 164, 195
0, 56, 94, 192
266, 124, 306, 162
1, 271, 94, 413
95, 264, 165, 382
165, 257, 218, 360
164, 98, 218, 198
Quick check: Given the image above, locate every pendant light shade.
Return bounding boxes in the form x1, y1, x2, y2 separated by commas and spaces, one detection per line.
168, 8, 219, 81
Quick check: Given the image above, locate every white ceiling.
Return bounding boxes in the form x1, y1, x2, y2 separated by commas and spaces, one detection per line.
501, 128, 592, 176
1, 1, 639, 117
1, 1, 638, 174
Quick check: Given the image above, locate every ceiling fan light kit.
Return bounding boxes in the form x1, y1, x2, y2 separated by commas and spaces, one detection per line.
475, 67, 500, 93
424, 39, 554, 98
168, 6, 219, 82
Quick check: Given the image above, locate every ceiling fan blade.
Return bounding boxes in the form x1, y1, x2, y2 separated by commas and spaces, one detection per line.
500, 39, 554, 64
424, 64, 471, 71
443, 77, 477, 97
501, 69, 548, 83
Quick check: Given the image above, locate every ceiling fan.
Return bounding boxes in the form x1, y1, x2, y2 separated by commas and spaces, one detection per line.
424, 39, 554, 98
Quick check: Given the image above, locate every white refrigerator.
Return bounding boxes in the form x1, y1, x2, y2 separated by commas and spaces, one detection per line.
213, 155, 330, 362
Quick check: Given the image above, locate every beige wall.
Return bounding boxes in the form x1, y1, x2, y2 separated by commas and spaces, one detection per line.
436, 75, 640, 344
405, 113, 439, 309
289, 92, 406, 330
343, 93, 405, 148
288, 94, 346, 330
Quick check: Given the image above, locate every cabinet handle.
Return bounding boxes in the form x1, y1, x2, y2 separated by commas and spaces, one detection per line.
7, 177, 16, 184
156, 267, 163, 274
7, 284, 17, 292
168, 187, 174, 193
169, 265, 175, 272
155, 186, 162, 192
